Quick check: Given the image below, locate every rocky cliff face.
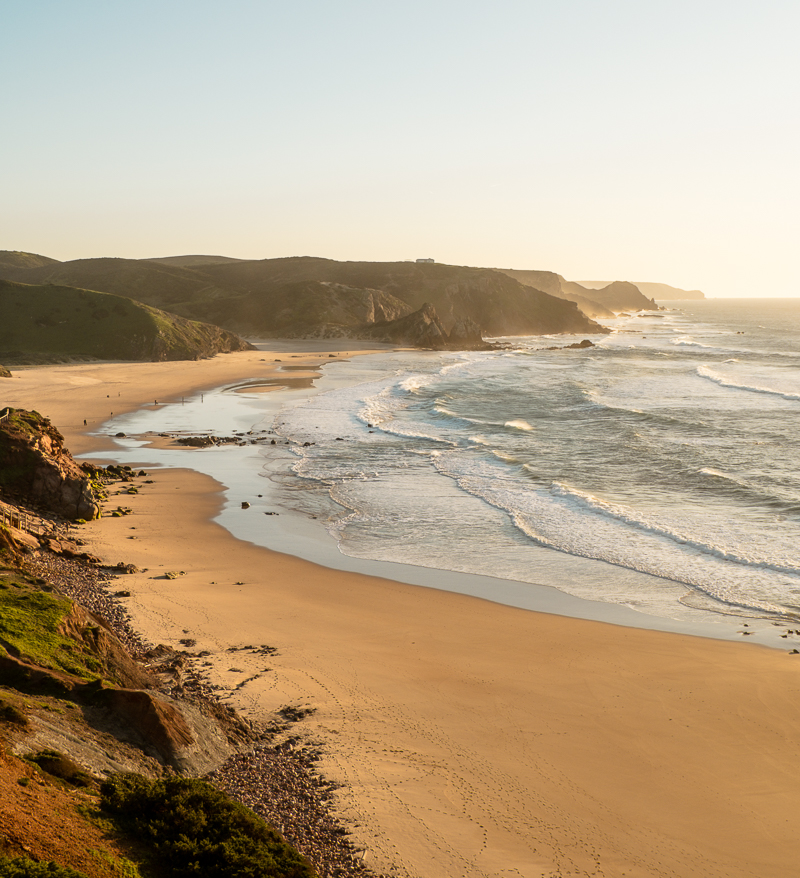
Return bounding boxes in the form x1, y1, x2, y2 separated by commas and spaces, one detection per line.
495, 269, 618, 319
0, 409, 100, 520
586, 281, 659, 312
357, 303, 493, 350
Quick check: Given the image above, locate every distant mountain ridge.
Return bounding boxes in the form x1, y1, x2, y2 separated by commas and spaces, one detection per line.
0, 252, 607, 341
579, 280, 705, 300
497, 269, 660, 315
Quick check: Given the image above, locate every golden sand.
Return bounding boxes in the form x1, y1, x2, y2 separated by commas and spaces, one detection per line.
6, 352, 800, 878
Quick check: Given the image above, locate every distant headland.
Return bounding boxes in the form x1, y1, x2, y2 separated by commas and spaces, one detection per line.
0, 249, 697, 363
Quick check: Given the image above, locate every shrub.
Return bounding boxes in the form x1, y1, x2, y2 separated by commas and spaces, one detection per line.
0, 699, 29, 727
27, 751, 92, 788
100, 774, 316, 878
0, 857, 88, 877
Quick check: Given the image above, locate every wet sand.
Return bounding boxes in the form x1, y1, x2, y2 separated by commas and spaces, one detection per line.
7, 352, 800, 878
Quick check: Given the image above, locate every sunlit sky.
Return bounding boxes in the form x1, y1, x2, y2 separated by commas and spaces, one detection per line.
2, 1, 798, 297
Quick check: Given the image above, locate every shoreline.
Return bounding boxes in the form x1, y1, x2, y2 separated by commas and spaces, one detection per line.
78, 346, 792, 649
7, 350, 800, 877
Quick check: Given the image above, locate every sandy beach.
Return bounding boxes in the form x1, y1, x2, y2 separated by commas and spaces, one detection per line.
6, 351, 800, 878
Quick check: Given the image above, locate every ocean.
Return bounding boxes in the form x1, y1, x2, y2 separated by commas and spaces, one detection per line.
99, 299, 800, 643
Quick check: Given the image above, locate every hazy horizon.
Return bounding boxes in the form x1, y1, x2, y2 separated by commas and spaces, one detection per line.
3, 1, 797, 298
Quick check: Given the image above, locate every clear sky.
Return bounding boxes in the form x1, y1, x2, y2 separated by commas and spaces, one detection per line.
2, 1, 797, 296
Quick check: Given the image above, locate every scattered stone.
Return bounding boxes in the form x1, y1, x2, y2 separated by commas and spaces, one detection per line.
279, 705, 316, 722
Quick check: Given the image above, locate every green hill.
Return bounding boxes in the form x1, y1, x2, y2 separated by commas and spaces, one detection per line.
0, 250, 61, 274
0, 257, 219, 313
0, 280, 253, 363
145, 254, 246, 268
0, 255, 606, 338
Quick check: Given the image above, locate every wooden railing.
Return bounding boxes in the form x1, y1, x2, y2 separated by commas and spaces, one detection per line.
0, 504, 44, 536
0, 407, 11, 423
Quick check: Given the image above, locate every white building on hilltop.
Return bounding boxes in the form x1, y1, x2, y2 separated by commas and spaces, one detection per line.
415, 258, 435, 263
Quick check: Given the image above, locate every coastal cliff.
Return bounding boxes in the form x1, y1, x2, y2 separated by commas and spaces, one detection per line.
0, 252, 607, 342
497, 268, 661, 316
357, 303, 492, 349
0, 409, 100, 521
0, 410, 374, 877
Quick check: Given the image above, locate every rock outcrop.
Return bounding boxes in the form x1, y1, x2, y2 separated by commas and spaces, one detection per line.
58, 604, 154, 690
357, 303, 494, 350
0, 409, 100, 520
448, 316, 487, 348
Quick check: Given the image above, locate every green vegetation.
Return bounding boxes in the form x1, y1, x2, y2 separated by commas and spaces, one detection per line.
0, 858, 89, 878
0, 576, 100, 679
0, 254, 605, 338
27, 750, 92, 788
0, 280, 251, 363
0, 697, 29, 727
100, 774, 316, 878
0, 412, 50, 495
0, 250, 60, 271
4, 409, 48, 440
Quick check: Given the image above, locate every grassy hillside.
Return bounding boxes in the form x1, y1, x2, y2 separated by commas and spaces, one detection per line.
0, 280, 253, 362
145, 255, 246, 268
0, 255, 605, 338
0, 258, 218, 314
194, 258, 604, 336
0, 251, 61, 274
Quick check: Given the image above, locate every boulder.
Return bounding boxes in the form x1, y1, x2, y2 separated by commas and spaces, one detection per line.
447, 317, 492, 350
